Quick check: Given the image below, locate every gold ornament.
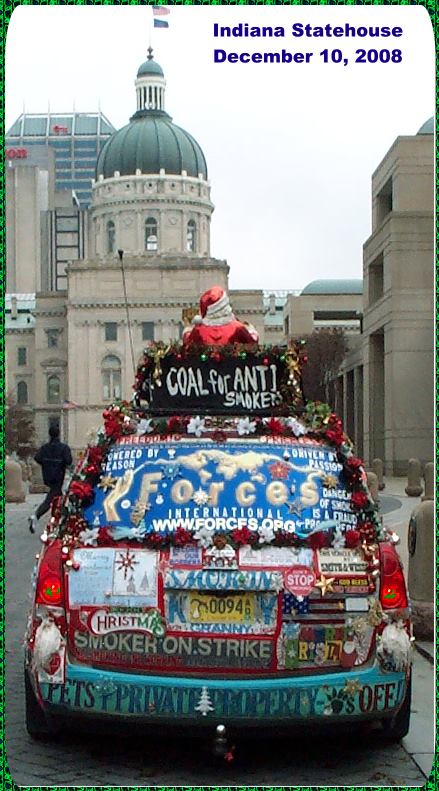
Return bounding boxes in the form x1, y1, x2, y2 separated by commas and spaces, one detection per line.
323, 474, 338, 489
97, 475, 118, 491
152, 346, 170, 385
343, 679, 363, 696
314, 573, 335, 597
367, 598, 384, 626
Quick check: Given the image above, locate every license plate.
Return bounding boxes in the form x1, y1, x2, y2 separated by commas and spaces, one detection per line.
188, 593, 255, 623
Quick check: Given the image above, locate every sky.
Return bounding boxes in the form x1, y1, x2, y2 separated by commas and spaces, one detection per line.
5, 4, 435, 292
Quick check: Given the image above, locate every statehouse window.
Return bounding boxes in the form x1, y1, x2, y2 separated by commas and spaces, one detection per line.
47, 375, 61, 404
107, 220, 116, 254
187, 220, 196, 252
145, 218, 158, 251
142, 322, 154, 342
47, 329, 59, 348
17, 380, 28, 405
17, 347, 27, 366
105, 322, 118, 342
368, 253, 384, 306
102, 355, 122, 400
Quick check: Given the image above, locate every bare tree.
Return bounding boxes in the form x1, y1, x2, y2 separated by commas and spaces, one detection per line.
301, 328, 348, 407
6, 394, 36, 458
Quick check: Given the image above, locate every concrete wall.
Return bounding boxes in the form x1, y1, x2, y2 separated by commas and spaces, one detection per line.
343, 131, 434, 474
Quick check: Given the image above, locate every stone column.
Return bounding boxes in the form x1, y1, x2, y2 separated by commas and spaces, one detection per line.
422, 462, 434, 501
405, 458, 423, 496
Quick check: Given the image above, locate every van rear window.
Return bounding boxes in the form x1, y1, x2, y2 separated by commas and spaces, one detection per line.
83, 438, 356, 541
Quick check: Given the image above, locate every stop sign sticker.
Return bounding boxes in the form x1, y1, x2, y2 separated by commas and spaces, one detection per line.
284, 565, 316, 597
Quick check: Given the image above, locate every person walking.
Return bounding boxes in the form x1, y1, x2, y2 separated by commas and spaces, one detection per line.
28, 425, 72, 533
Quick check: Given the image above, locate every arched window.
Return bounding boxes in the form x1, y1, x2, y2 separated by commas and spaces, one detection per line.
47, 375, 61, 404
145, 217, 158, 251
17, 381, 28, 405
106, 220, 115, 254
187, 220, 197, 252
102, 355, 122, 400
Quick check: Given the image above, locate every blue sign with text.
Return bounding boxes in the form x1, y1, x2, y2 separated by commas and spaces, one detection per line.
84, 440, 352, 539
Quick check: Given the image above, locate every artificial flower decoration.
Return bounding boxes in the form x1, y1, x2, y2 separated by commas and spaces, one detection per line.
136, 418, 154, 436
351, 491, 370, 509
236, 417, 257, 436
187, 416, 206, 437
286, 417, 307, 436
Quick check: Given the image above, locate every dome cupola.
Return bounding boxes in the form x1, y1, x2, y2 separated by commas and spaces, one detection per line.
96, 49, 208, 180
135, 46, 165, 112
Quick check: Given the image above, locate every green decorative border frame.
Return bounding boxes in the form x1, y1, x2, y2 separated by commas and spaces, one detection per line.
0, 1, 436, 790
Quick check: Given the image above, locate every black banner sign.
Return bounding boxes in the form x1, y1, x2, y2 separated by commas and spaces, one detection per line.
140, 354, 290, 415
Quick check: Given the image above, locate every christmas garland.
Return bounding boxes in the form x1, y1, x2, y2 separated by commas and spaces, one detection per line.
46, 398, 384, 561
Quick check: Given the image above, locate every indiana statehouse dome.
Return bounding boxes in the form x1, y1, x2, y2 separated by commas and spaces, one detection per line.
301, 279, 363, 295
96, 50, 208, 180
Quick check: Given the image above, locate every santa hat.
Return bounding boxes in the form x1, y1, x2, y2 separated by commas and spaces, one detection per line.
194, 286, 235, 326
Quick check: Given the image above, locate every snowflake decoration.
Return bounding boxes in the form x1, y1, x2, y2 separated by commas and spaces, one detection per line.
187, 416, 206, 437
136, 418, 154, 436
115, 549, 139, 580
193, 526, 214, 547
161, 462, 181, 480
78, 528, 100, 547
286, 418, 307, 436
97, 475, 118, 491
167, 448, 176, 458
192, 488, 210, 506
268, 461, 290, 480
236, 417, 256, 436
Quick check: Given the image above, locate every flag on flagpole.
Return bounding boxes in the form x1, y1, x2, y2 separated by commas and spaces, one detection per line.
62, 399, 79, 410
154, 19, 169, 28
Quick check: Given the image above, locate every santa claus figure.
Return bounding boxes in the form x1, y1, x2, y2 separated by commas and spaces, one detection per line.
183, 286, 259, 347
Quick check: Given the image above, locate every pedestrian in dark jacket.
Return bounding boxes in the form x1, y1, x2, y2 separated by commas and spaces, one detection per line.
28, 426, 72, 533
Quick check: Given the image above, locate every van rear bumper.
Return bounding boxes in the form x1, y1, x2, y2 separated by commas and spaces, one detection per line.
37, 661, 408, 725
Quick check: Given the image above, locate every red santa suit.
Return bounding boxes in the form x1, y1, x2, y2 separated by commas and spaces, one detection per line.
183, 286, 259, 347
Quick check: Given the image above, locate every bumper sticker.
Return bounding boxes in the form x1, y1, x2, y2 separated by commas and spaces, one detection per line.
40, 675, 406, 719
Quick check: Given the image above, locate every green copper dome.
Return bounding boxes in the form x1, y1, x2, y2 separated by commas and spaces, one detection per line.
301, 279, 363, 295
96, 110, 208, 179
417, 117, 433, 135
137, 58, 164, 77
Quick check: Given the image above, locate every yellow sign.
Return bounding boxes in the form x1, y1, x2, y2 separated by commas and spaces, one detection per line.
188, 593, 255, 624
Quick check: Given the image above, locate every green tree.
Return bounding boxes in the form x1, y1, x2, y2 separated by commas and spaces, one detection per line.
6, 395, 36, 458
301, 328, 348, 407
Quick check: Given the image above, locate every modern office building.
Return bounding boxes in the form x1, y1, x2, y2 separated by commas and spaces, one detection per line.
338, 118, 434, 473
6, 111, 115, 208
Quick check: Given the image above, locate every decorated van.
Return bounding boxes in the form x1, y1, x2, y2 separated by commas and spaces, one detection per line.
25, 340, 412, 749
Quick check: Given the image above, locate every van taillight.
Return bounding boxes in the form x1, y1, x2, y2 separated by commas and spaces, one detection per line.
379, 542, 408, 610
35, 540, 64, 607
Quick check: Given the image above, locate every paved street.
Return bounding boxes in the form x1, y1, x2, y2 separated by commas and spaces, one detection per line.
5, 491, 434, 786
